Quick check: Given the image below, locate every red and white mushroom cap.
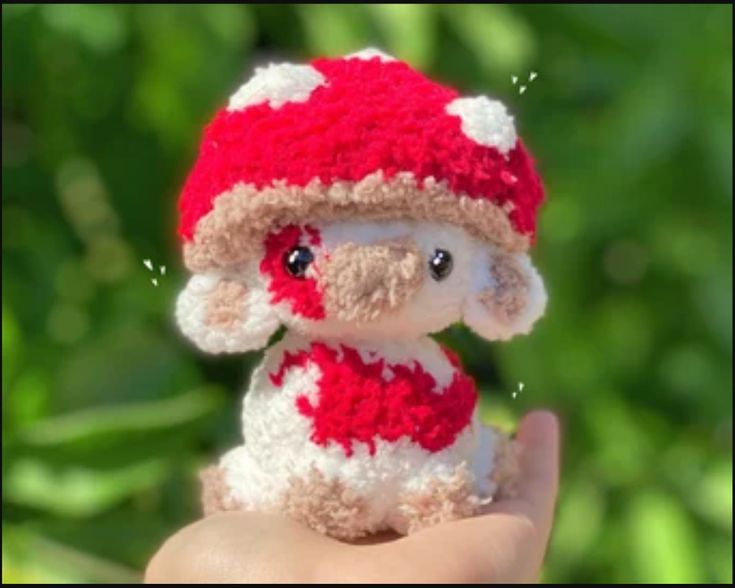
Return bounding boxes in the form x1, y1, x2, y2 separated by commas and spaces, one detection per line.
178, 49, 545, 271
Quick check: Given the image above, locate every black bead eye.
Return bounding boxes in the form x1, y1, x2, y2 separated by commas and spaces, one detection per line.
429, 249, 453, 281
284, 246, 314, 278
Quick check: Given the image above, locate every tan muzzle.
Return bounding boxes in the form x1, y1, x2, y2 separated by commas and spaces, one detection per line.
320, 238, 424, 323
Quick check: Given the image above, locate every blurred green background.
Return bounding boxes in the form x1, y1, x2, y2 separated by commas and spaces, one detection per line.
2, 4, 732, 583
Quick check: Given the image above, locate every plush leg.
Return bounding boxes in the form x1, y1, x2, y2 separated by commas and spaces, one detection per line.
200, 452, 374, 541
278, 467, 374, 541
200, 465, 243, 515
392, 464, 482, 535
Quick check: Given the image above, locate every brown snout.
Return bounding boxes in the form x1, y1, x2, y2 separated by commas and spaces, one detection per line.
320, 238, 424, 323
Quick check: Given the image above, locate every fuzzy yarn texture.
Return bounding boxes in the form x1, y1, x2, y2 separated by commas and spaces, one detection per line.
269, 342, 477, 456
178, 54, 544, 244
174, 51, 548, 539
260, 224, 325, 320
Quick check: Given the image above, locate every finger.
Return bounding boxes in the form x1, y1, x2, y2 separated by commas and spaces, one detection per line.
493, 409, 560, 528
395, 411, 560, 582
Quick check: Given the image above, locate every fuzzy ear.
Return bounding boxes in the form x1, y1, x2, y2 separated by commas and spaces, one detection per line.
463, 250, 547, 341
176, 273, 280, 354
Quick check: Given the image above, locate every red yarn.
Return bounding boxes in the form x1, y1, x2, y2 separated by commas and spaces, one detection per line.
178, 56, 544, 241
443, 347, 469, 372
269, 348, 310, 387
270, 342, 477, 456
260, 225, 325, 320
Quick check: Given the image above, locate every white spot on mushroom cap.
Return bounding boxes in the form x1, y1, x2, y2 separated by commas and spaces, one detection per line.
445, 96, 518, 156
227, 63, 326, 111
345, 48, 396, 62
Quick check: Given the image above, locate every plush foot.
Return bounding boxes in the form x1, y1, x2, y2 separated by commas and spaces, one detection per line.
200, 465, 243, 515
278, 467, 375, 541
200, 463, 374, 541
393, 464, 482, 535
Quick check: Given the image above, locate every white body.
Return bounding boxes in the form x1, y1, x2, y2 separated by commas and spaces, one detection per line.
178, 219, 545, 538
217, 332, 500, 536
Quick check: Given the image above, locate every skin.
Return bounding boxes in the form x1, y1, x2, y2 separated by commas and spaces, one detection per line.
145, 410, 559, 584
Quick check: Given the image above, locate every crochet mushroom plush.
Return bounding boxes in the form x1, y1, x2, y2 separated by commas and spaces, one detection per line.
176, 49, 547, 539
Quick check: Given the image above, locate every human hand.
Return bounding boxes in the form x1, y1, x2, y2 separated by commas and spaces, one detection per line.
145, 410, 560, 584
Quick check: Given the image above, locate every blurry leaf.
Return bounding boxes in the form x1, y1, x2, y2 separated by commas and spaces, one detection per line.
699, 110, 734, 200
5, 458, 169, 517
694, 273, 734, 352
552, 478, 605, 564
443, 5, 535, 78
7, 369, 49, 425
2, 4, 36, 19
694, 460, 733, 533
54, 259, 96, 303
19, 387, 223, 447
706, 536, 734, 584
41, 5, 128, 53
2, 303, 22, 391
53, 325, 200, 412
131, 5, 252, 149
478, 394, 516, 431
627, 490, 704, 583
657, 343, 719, 403
198, 4, 253, 46
368, 4, 435, 67
3, 525, 138, 583
297, 5, 370, 56
593, 297, 652, 374
540, 188, 584, 243
603, 75, 686, 178
13, 386, 226, 470
652, 220, 720, 279
27, 509, 183, 570
587, 394, 652, 484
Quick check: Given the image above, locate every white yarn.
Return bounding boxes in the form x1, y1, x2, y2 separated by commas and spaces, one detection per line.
228, 63, 326, 111
346, 47, 396, 62
463, 249, 547, 341
446, 96, 518, 156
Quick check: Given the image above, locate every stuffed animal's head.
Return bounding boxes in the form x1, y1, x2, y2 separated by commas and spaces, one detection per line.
175, 49, 547, 353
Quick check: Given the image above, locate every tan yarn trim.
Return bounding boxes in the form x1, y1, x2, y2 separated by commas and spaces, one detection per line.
200, 466, 242, 516
321, 237, 424, 324
396, 464, 481, 534
203, 280, 249, 330
279, 467, 372, 540
183, 172, 530, 272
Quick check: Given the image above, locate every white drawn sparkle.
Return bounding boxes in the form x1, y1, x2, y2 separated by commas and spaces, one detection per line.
143, 258, 166, 286
512, 71, 539, 95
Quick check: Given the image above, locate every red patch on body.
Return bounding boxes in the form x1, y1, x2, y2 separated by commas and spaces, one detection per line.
260, 225, 325, 320
270, 342, 477, 456
178, 57, 544, 241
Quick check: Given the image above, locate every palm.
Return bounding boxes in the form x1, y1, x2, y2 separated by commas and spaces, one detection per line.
146, 411, 559, 584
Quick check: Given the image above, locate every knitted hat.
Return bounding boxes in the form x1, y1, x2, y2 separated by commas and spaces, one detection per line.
178, 49, 544, 272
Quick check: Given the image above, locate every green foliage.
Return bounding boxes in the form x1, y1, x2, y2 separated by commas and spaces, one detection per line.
2, 4, 732, 583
